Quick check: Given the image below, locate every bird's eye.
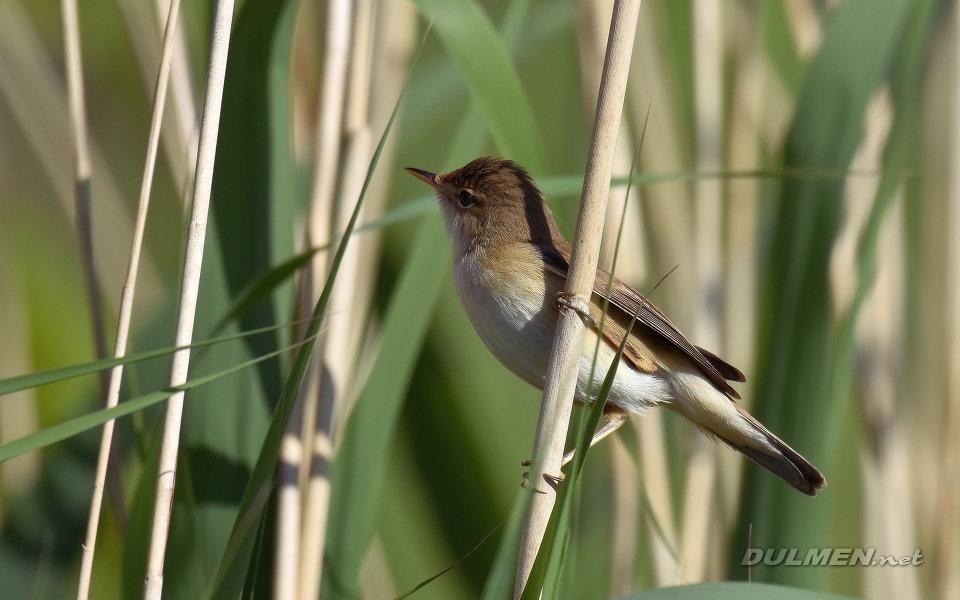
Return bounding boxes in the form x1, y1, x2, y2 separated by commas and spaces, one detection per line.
458, 190, 475, 208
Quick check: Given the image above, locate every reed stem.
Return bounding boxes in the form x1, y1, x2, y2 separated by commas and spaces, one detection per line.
514, 1, 641, 596
141, 2, 235, 597
75, 2, 182, 598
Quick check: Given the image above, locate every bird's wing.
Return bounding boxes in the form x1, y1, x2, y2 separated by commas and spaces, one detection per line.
537, 242, 744, 399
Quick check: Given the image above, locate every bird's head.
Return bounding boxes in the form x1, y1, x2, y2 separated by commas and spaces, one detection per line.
405, 157, 560, 255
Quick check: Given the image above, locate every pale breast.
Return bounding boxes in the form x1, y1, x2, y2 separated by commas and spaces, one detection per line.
452, 242, 675, 414
452, 243, 558, 389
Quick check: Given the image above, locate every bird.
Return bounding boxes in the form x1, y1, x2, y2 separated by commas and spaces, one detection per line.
405, 157, 825, 496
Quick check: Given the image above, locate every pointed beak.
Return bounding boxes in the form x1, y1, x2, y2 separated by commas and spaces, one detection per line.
405, 167, 441, 189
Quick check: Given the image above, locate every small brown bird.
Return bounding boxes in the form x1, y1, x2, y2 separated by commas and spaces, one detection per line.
406, 157, 825, 496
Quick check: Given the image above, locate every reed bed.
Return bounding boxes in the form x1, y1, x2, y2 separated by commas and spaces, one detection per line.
0, 1, 955, 599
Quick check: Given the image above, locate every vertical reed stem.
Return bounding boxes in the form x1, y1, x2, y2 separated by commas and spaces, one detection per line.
61, 0, 110, 400
296, 1, 352, 598
76, 2, 182, 598
141, 2, 235, 597
298, 0, 376, 594
514, 1, 641, 596
678, 0, 723, 583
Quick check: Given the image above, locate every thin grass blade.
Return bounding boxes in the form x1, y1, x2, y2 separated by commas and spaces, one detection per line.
0, 320, 313, 397
0, 338, 309, 463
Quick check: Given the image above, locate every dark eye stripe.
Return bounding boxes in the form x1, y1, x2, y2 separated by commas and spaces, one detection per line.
459, 190, 475, 208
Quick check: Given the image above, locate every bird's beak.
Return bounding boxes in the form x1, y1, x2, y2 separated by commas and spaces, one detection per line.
405, 167, 441, 189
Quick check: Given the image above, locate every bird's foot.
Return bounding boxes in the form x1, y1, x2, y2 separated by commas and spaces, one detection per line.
556, 292, 597, 327
520, 459, 564, 493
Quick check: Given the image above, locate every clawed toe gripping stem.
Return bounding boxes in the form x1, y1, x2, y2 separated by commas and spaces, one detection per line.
556, 292, 597, 327
520, 458, 565, 492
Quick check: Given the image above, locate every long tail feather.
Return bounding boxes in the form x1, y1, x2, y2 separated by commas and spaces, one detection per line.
725, 404, 826, 497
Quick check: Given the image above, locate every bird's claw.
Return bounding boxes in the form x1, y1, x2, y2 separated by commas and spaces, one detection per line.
556, 292, 597, 327
521, 470, 564, 493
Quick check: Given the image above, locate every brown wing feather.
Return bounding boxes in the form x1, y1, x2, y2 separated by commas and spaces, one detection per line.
539, 241, 743, 399
695, 345, 746, 382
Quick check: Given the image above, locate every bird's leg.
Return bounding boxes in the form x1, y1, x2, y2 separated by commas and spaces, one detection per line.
521, 405, 629, 489
561, 404, 629, 467
556, 292, 598, 327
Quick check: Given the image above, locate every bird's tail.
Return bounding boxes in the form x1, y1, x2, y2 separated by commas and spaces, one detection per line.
670, 393, 826, 496
719, 404, 825, 496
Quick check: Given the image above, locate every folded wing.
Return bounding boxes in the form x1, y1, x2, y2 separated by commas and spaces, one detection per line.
538, 241, 744, 399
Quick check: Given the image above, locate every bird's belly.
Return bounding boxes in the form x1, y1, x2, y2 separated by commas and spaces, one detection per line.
455, 272, 557, 389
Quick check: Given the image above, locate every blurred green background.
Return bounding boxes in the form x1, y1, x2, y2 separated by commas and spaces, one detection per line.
0, 0, 956, 598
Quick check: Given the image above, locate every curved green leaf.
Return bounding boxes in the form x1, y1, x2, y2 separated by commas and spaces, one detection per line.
0, 339, 304, 463
0, 320, 304, 398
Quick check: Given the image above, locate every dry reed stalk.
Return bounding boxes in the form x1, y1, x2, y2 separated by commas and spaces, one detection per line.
60, 0, 134, 543
295, 0, 352, 504
276, 2, 328, 561
114, 0, 200, 198
0, 2, 162, 305
337, 0, 417, 438
302, 0, 351, 297
783, 0, 822, 59
275, 2, 341, 595
632, 413, 677, 585
622, 3, 684, 586
141, 1, 235, 597
578, 0, 647, 280
902, 22, 951, 597
61, 0, 110, 401
514, 1, 642, 596
827, 91, 919, 600
298, 1, 378, 596
292, 1, 353, 597
629, 5, 695, 338
718, 0, 762, 526
76, 2, 183, 598
858, 196, 920, 600
276, 4, 312, 572
576, 0, 645, 589
678, 0, 723, 584
275, 397, 304, 600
